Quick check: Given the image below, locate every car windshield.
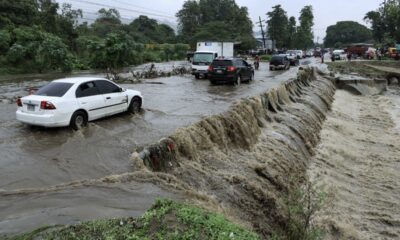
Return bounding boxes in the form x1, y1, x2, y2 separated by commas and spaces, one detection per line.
34, 82, 73, 97
286, 50, 296, 55
193, 53, 214, 63
211, 60, 233, 67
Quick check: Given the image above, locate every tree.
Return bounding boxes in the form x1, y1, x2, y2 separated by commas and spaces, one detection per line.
324, 21, 372, 47
295, 5, 314, 49
176, 0, 255, 48
35, 33, 73, 72
37, 0, 59, 34
92, 8, 122, 37
157, 24, 176, 43
176, 0, 201, 44
0, 0, 38, 28
364, 0, 400, 45
287, 17, 297, 49
267, 5, 289, 48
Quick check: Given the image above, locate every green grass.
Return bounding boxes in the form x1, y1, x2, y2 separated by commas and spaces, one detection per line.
8, 199, 259, 240
260, 55, 272, 61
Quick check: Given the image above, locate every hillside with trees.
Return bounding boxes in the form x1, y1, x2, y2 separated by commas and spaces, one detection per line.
0, 0, 189, 75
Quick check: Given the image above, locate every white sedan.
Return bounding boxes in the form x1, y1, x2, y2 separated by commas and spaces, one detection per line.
16, 77, 143, 130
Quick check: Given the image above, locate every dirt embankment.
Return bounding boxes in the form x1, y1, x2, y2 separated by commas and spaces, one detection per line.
131, 67, 336, 237
309, 88, 400, 239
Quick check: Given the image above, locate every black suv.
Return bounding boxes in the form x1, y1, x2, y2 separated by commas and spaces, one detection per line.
208, 57, 254, 85
269, 54, 290, 70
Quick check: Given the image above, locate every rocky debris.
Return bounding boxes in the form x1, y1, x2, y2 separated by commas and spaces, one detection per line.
116, 63, 191, 84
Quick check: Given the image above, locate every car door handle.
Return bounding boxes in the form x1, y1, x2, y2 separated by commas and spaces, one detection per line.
106, 97, 111, 99
81, 102, 87, 104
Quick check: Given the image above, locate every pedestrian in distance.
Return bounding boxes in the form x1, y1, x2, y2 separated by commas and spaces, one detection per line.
347, 51, 352, 62
321, 49, 324, 63
254, 55, 260, 70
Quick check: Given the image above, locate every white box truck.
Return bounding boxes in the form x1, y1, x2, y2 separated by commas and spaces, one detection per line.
191, 42, 234, 79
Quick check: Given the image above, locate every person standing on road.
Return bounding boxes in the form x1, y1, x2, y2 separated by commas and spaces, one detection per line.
254, 55, 260, 70
321, 49, 325, 63
376, 49, 382, 61
347, 51, 352, 61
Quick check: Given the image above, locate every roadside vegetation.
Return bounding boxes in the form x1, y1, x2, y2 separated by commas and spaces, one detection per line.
0, 1, 190, 75
9, 199, 260, 240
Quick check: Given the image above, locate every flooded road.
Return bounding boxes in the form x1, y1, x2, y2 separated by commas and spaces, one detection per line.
0, 61, 302, 235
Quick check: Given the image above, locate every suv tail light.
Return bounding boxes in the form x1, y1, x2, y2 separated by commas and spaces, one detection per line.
208, 66, 213, 72
16, 98, 22, 107
226, 66, 236, 72
40, 101, 56, 110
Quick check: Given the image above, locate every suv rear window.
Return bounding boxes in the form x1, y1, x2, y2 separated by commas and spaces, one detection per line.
271, 56, 284, 62
211, 60, 233, 67
34, 82, 73, 97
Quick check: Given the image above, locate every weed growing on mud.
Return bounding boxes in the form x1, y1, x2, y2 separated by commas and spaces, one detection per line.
272, 178, 326, 240
9, 199, 259, 240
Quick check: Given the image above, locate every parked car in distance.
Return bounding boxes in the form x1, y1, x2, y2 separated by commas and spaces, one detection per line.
269, 54, 290, 71
305, 49, 313, 57
332, 49, 346, 60
296, 50, 305, 59
208, 57, 254, 85
16, 77, 143, 130
285, 51, 300, 66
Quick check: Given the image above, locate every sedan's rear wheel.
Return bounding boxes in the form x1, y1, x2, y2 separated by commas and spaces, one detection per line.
129, 97, 141, 114
70, 111, 87, 130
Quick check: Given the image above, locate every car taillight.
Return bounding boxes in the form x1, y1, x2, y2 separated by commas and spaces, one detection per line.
208, 66, 213, 71
16, 98, 22, 107
40, 101, 56, 110
226, 66, 236, 72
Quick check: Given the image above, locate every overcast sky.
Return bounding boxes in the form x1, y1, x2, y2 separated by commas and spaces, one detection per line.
57, 0, 382, 42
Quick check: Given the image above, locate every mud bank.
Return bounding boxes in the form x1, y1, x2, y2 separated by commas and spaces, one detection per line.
131, 67, 336, 237
309, 88, 400, 239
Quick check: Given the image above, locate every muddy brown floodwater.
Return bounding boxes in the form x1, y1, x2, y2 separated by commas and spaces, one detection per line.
310, 86, 400, 240
0, 61, 304, 235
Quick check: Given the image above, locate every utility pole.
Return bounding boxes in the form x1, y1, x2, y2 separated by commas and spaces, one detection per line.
257, 16, 266, 49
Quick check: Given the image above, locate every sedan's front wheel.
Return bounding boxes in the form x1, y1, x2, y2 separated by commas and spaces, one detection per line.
70, 111, 87, 130
129, 97, 141, 114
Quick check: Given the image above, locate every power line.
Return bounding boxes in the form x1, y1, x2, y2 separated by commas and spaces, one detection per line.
112, 0, 171, 16
67, 0, 176, 20
80, 10, 136, 22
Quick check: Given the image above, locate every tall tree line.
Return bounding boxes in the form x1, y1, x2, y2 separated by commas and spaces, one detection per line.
266, 5, 314, 49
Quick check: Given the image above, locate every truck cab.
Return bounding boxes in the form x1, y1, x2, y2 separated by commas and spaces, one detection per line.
191, 51, 218, 79
191, 42, 234, 79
